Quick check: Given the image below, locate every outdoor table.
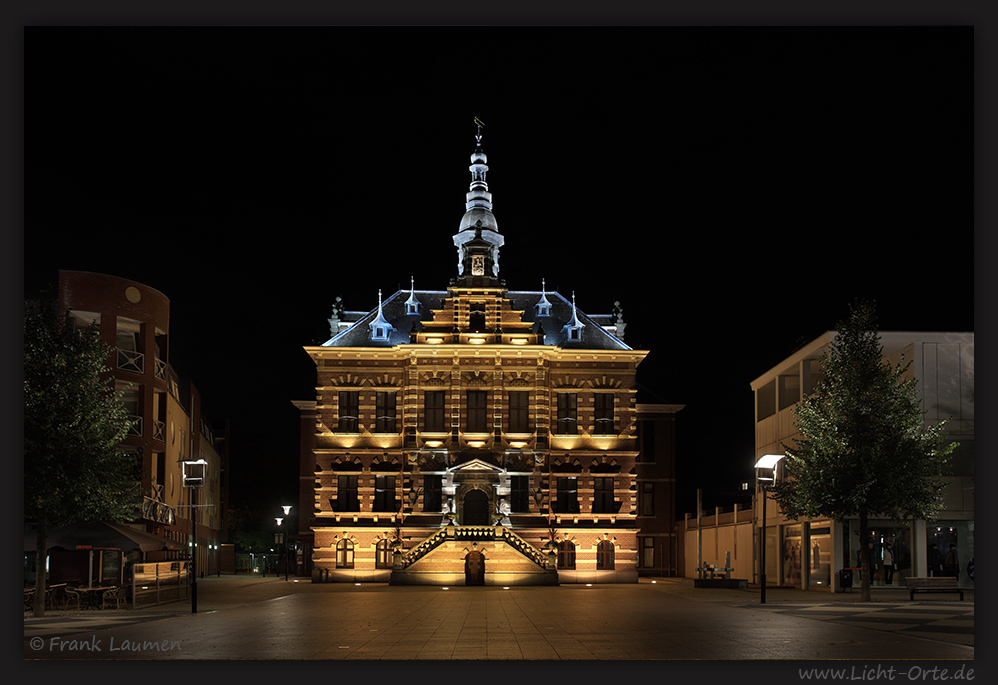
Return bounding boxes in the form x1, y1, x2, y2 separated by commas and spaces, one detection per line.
75, 586, 107, 610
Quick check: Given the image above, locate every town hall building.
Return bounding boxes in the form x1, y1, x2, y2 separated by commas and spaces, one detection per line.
300, 126, 679, 585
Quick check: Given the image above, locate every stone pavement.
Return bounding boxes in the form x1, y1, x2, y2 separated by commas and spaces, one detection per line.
23, 575, 976, 662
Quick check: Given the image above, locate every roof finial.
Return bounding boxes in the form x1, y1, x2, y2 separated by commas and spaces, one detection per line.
474, 116, 485, 148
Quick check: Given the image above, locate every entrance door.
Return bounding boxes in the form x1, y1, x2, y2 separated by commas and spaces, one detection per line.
465, 550, 485, 585
463, 489, 490, 526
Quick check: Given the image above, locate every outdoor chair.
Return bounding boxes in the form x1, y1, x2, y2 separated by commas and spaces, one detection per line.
63, 586, 81, 610
23, 588, 34, 612
102, 586, 125, 610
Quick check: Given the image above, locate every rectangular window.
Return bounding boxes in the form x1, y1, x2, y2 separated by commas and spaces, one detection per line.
556, 477, 580, 514
593, 476, 615, 514
424, 391, 445, 432
757, 380, 776, 421
336, 475, 359, 512
467, 390, 488, 432
641, 537, 655, 569
594, 394, 615, 434
338, 391, 360, 432
508, 391, 530, 433
555, 393, 577, 434
375, 392, 397, 433
640, 481, 654, 517
778, 374, 800, 410
373, 475, 396, 512
423, 475, 442, 512
511, 475, 530, 512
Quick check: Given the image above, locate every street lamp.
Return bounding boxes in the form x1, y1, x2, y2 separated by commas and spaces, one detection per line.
183, 458, 208, 614
275, 505, 292, 582
755, 454, 784, 604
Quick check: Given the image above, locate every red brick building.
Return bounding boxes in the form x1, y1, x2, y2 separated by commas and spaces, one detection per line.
298, 128, 680, 584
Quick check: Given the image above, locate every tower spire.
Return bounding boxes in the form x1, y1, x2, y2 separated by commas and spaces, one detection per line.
453, 118, 504, 282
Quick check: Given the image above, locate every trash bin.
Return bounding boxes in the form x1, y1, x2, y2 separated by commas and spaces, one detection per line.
839, 569, 853, 589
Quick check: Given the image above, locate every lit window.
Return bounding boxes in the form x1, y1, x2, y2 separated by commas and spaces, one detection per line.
375, 539, 392, 569
336, 539, 354, 569
597, 540, 615, 570
558, 540, 576, 569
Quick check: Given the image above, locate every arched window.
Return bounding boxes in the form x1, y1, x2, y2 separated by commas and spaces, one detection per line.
558, 540, 576, 570
597, 540, 615, 570
375, 539, 391, 569
336, 539, 354, 569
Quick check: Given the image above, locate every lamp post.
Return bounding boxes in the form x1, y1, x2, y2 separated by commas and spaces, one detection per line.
755, 454, 784, 604
183, 458, 208, 614
275, 505, 292, 582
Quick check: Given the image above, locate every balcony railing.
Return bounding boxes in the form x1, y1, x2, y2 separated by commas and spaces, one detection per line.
141, 496, 176, 526
117, 348, 145, 374
127, 415, 143, 438
153, 420, 166, 442
154, 357, 167, 381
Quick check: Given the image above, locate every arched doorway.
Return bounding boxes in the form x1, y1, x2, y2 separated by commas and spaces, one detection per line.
462, 489, 490, 526
465, 550, 485, 585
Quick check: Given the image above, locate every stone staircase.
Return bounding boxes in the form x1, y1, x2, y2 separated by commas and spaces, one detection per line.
391, 525, 557, 586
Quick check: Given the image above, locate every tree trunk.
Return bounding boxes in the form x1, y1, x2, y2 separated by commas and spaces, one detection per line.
33, 515, 47, 618
857, 511, 872, 602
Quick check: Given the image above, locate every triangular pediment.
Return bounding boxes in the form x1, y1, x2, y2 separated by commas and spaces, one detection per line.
448, 458, 504, 474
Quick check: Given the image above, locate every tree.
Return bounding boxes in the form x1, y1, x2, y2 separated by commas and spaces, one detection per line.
23, 297, 138, 616
770, 300, 957, 601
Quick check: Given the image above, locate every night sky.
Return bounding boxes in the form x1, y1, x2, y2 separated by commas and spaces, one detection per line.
23, 26, 974, 522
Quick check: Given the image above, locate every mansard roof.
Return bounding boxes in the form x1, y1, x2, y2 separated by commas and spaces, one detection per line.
320, 288, 630, 351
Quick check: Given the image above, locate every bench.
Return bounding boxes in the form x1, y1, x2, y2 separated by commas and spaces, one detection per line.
905, 576, 964, 600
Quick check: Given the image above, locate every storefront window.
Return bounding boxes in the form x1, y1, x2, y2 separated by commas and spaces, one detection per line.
844, 522, 912, 587
807, 523, 831, 588
928, 521, 974, 588
783, 524, 802, 587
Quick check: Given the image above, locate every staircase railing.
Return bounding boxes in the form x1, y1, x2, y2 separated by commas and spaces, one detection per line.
398, 525, 550, 570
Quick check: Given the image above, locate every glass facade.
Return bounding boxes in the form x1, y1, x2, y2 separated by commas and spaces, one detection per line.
928, 521, 975, 588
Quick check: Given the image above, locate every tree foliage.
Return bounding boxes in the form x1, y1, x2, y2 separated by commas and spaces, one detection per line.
24, 297, 138, 615
770, 300, 957, 600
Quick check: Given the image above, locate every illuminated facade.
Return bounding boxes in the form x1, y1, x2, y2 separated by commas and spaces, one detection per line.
302, 129, 675, 585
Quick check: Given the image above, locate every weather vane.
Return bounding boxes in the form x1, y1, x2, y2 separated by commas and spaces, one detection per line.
474, 116, 485, 147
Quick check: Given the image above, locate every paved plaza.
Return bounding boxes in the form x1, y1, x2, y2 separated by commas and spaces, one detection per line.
24, 575, 976, 664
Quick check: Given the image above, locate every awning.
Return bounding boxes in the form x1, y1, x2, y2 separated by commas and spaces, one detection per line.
24, 521, 182, 553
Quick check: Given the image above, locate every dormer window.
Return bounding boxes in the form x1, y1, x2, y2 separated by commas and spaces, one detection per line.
536, 279, 552, 317
405, 278, 420, 315
368, 289, 394, 342
562, 291, 585, 342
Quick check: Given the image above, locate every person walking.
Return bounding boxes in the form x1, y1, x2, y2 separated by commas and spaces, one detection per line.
928, 543, 944, 577
944, 543, 959, 579
882, 543, 895, 585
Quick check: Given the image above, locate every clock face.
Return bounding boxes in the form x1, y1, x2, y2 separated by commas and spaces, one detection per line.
472, 255, 485, 276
